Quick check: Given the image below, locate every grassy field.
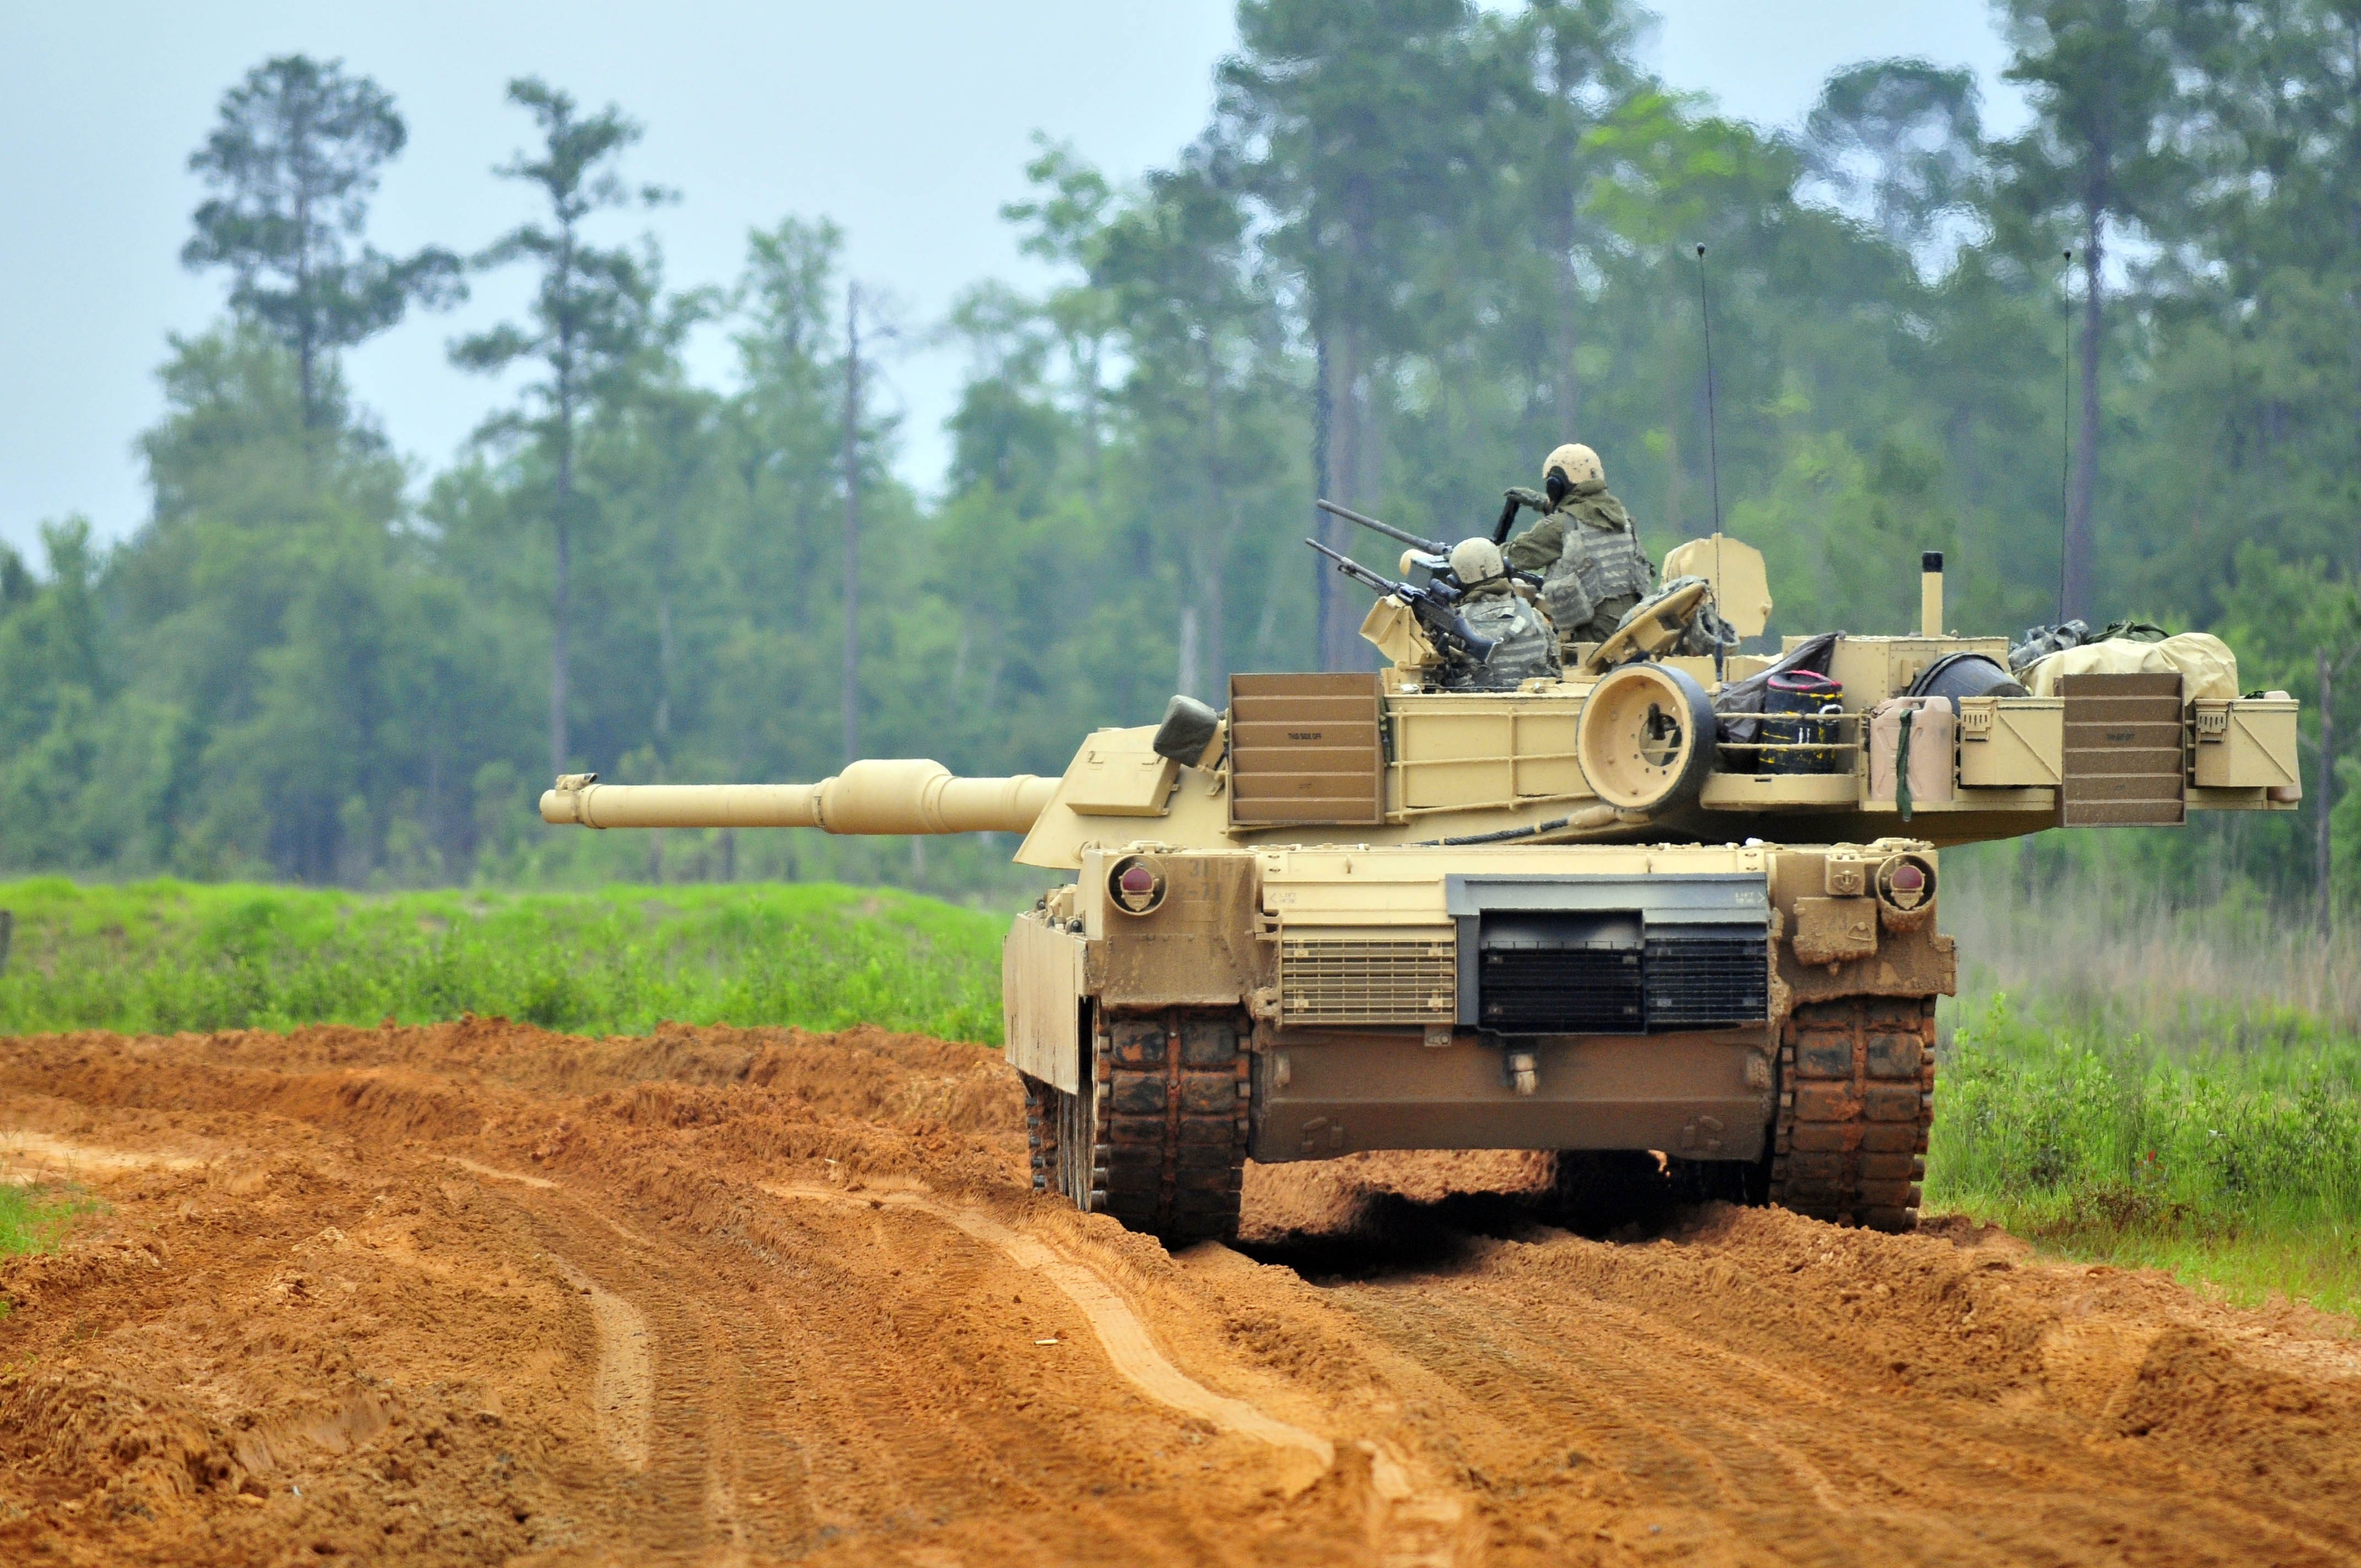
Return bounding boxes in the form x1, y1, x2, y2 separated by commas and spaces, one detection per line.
0, 878, 1009, 1044
1934, 865, 2361, 1320
1927, 995, 2361, 1316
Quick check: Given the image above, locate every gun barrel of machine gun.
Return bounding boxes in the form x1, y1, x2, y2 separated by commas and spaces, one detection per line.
1316, 497, 1446, 557
1303, 536, 1395, 592
1303, 537, 1498, 662
1321, 497, 1543, 589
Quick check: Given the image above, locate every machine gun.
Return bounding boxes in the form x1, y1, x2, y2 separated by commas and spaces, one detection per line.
1316, 497, 1541, 586
1304, 537, 1498, 663
1316, 497, 1447, 564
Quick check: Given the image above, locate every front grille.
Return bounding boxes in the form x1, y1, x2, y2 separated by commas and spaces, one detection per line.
1644, 935, 1769, 1027
1279, 937, 1455, 1025
1479, 943, 1644, 1033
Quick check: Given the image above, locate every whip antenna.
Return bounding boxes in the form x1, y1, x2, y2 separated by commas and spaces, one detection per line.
2058, 248, 2072, 624
1695, 243, 1722, 533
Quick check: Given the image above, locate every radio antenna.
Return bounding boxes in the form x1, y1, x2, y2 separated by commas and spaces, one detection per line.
1695, 243, 1723, 535
2058, 247, 2072, 625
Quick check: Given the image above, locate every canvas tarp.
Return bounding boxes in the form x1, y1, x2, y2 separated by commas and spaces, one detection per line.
2020, 631, 2240, 701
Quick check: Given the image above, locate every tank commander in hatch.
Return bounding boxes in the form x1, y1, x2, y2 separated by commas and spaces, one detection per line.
1496, 442, 1655, 646
1436, 537, 1559, 690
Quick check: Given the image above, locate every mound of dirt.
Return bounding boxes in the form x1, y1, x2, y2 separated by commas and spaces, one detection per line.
3, 1019, 2357, 1566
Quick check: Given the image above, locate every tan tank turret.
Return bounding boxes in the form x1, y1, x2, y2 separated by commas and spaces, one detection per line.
541, 527, 2300, 1251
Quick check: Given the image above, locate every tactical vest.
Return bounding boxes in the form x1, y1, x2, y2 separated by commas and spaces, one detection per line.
1539, 564, 1595, 636
1504, 482, 1652, 609
1439, 591, 1560, 691
1555, 498, 1652, 604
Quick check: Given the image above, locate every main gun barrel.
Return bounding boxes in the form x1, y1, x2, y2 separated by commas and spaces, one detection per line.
540, 759, 1057, 835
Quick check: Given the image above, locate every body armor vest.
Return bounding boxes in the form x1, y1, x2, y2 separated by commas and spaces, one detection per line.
1438, 591, 1560, 691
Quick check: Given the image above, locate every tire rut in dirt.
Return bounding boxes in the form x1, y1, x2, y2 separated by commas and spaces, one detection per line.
514, 1171, 1322, 1564
502, 1186, 1116, 1560
1315, 1244, 2346, 1565
1770, 993, 1936, 1231
498, 1195, 811, 1559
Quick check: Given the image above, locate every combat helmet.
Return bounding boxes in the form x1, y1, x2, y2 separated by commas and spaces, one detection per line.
1543, 442, 1603, 506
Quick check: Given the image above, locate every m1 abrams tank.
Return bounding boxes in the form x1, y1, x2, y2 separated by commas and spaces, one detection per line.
541, 532, 2300, 1246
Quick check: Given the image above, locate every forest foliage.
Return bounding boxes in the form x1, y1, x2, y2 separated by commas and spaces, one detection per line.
4, 1, 2359, 910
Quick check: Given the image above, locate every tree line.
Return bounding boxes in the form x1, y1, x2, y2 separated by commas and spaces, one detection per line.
2, 0, 2357, 912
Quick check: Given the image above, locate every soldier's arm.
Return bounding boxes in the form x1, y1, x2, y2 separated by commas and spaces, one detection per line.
1501, 515, 1564, 573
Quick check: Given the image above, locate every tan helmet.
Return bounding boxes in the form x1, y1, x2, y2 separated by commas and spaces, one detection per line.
1448, 536, 1505, 588
1543, 443, 1603, 488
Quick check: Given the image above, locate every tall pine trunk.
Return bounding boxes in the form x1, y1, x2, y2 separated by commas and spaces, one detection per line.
1312, 330, 1338, 668
1552, 203, 1581, 438
1198, 338, 1231, 700
547, 222, 580, 782
550, 374, 573, 779
1176, 606, 1201, 701
841, 282, 862, 765
2322, 647, 2339, 937
1318, 320, 1368, 671
2064, 209, 2104, 624
1661, 273, 1684, 536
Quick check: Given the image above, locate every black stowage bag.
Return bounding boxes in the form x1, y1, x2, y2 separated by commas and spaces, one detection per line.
1713, 631, 1840, 747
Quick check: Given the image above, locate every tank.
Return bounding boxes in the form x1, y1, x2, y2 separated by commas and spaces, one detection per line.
541, 536, 2301, 1245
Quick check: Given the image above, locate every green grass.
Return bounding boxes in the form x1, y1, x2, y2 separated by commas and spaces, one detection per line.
0, 1182, 99, 1258
1928, 993, 2361, 1320
0, 878, 1011, 1044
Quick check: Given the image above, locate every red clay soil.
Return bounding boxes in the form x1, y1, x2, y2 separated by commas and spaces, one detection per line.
2, 1018, 2357, 1566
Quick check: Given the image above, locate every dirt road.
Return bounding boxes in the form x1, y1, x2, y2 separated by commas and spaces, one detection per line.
3, 1019, 2357, 1566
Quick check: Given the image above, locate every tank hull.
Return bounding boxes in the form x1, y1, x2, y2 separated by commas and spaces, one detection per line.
1004, 838, 1950, 1243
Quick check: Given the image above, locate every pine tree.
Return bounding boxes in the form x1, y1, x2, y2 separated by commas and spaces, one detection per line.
453, 78, 665, 779
183, 55, 461, 428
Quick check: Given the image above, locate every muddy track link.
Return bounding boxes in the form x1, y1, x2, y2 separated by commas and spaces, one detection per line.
1024, 1011, 1249, 1246
1098, 1014, 1249, 1243
1769, 994, 1936, 1232
1024, 1076, 1057, 1195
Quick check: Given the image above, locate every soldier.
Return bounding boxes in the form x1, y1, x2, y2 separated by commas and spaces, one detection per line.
1498, 443, 1655, 645
1435, 537, 1559, 691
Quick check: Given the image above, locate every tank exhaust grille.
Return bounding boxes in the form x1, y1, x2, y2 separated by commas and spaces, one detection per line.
1643, 933, 1770, 1027
1479, 943, 1644, 1033
1279, 935, 1456, 1025
1445, 873, 1772, 1037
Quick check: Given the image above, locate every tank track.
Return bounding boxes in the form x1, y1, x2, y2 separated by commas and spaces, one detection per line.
1024, 1010, 1248, 1246
1100, 1014, 1250, 1243
1024, 1075, 1059, 1195
1769, 994, 1937, 1232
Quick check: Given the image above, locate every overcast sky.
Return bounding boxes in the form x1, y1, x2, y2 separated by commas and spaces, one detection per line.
0, 2, 2026, 559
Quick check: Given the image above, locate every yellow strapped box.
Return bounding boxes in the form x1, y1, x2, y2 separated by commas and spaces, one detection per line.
1957, 696, 2063, 788
2190, 696, 2299, 790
